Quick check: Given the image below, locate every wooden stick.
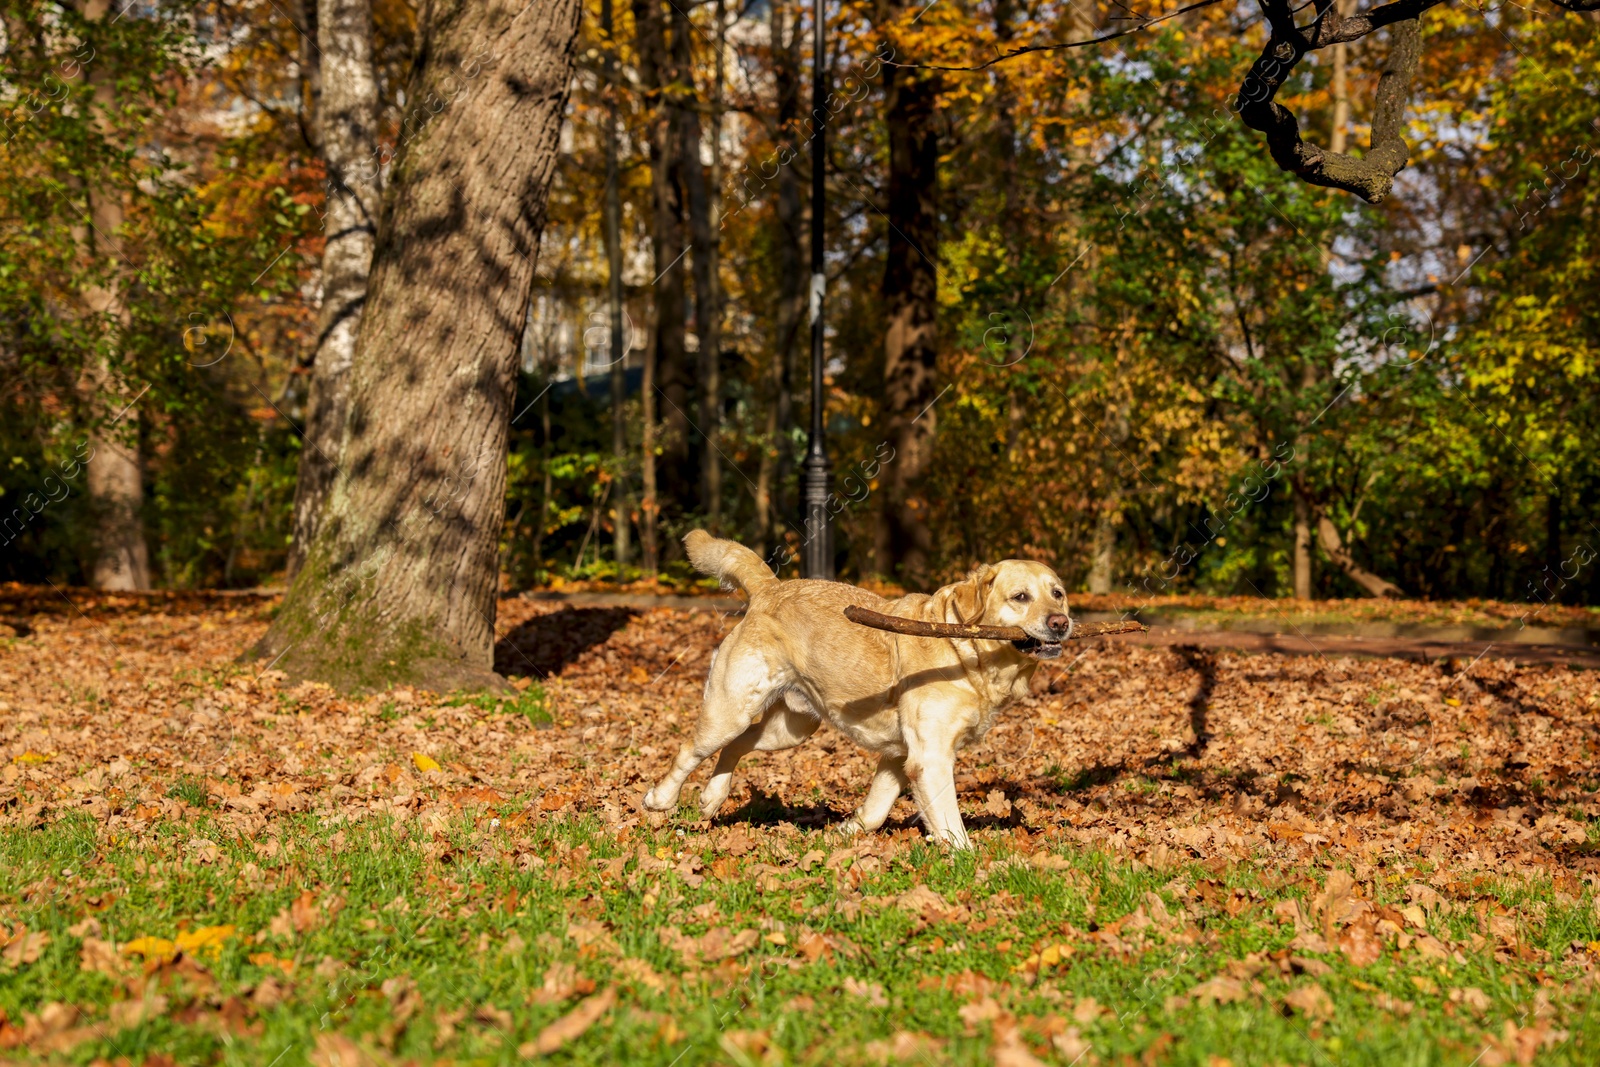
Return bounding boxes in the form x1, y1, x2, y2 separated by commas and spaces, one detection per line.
843, 604, 1147, 641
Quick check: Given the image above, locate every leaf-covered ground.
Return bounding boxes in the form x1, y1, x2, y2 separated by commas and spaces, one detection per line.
2, 589, 1600, 1065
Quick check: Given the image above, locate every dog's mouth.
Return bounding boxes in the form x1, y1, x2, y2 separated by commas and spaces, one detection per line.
1011, 637, 1064, 659
1012, 618, 1072, 659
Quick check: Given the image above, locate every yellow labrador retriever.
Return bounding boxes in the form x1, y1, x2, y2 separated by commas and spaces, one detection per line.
642, 531, 1073, 847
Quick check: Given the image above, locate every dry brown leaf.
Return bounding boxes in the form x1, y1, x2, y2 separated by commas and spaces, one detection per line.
842, 976, 888, 1007
289, 890, 321, 934
1, 924, 50, 968
615, 957, 666, 993
79, 936, 122, 977
993, 1032, 1049, 1067
1188, 975, 1248, 1005
309, 1032, 391, 1067
523, 987, 616, 1056
1449, 986, 1492, 1015
527, 961, 596, 1004
865, 1030, 946, 1063
1310, 870, 1356, 938
66, 917, 101, 938
109, 992, 169, 1029
1337, 916, 1384, 967
720, 1029, 776, 1063
1281, 983, 1335, 1020
986, 789, 1013, 818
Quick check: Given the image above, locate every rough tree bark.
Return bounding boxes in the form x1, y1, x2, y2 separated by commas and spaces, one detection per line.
254, 0, 582, 692
71, 0, 149, 591
1235, 0, 1433, 203
875, 5, 940, 585
287, 0, 382, 581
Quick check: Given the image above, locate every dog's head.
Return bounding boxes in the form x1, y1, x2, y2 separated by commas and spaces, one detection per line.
934, 560, 1073, 659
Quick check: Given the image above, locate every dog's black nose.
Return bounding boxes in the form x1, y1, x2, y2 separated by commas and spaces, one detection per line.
1047, 613, 1071, 637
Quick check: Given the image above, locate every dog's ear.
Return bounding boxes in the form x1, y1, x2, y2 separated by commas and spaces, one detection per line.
940, 564, 995, 626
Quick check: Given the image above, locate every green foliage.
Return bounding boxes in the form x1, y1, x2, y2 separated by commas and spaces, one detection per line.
0, 1, 311, 587
445, 684, 551, 727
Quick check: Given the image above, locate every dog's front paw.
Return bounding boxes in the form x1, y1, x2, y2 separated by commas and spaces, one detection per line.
838, 815, 866, 836
641, 787, 674, 812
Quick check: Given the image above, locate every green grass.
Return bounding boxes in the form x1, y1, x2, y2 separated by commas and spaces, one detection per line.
444, 684, 551, 727
163, 776, 211, 810
2, 812, 1598, 1065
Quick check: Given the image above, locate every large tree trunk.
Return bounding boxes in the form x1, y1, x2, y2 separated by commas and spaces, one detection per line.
874, 19, 940, 584
633, 0, 693, 507
255, 0, 582, 692
72, 0, 150, 590
287, 0, 382, 581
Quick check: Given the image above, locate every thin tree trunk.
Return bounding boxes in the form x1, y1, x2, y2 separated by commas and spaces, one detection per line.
1330, 0, 1352, 156
1544, 486, 1562, 598
757, 0, 803, 556
287, 0, 382, 581
875, 10, 940, 584
72, 0, 150, 591
534, 363, 552, 569
601, 0, 630, 569
642, 320, 660, 575
702, 0, 727, 531
255, 0, 582, 692
293, 0, 322, 152
633, 0, 692, 503
1086, 491, 1120, 595
676, 1, 718, 528
1293, 491, 1314, 599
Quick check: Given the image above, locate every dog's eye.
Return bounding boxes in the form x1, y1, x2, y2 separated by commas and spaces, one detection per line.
1011, 592, 1030, 603
1052, 589, 1064, 600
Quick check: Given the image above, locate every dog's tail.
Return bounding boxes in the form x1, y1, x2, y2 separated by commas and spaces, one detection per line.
684, 530, 779, 597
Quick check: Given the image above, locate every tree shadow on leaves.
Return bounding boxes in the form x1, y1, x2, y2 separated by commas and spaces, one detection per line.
493, 606, 638, 679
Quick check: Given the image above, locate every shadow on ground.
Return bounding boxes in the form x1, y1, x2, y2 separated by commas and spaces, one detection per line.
494, 606, 638, 679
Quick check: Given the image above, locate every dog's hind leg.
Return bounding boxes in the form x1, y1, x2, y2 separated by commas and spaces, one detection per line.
698, 702, 820, 818
841, 754, 908, 835
642, 645, 786, 813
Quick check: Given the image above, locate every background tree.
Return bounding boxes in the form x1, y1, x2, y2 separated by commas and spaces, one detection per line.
254, 0, 583, 691
286, 0, 383, 580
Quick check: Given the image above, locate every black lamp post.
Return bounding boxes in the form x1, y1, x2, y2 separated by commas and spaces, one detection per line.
800, 0, 834, 579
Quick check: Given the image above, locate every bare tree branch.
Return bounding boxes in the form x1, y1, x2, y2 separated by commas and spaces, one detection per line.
1236, 0, 1443, 203
880, 0, 1231, 72
882, 0, 1593, 201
